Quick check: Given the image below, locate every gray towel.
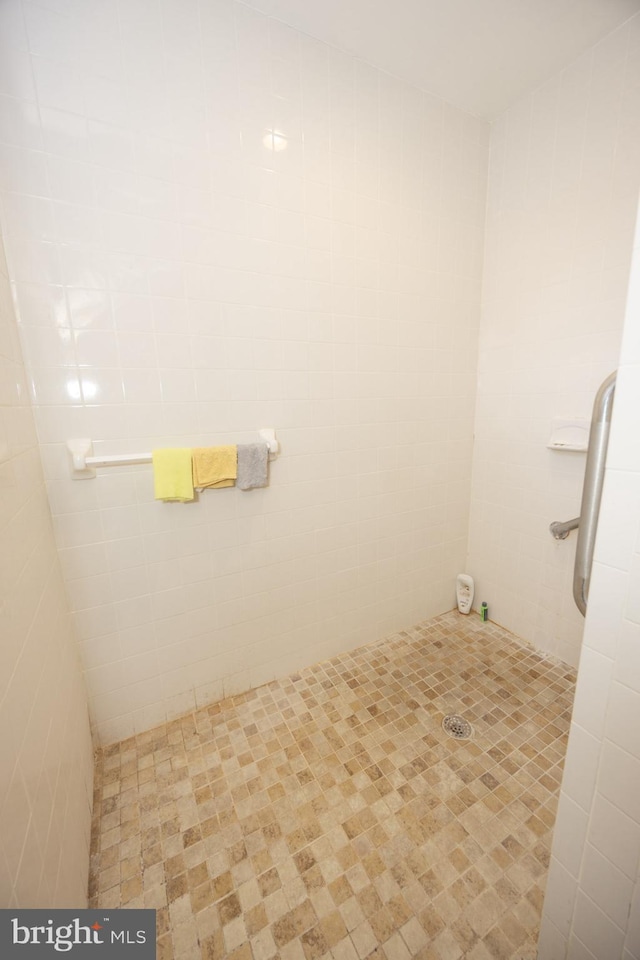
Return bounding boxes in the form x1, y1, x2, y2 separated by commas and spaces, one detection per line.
237, 442, 269, 490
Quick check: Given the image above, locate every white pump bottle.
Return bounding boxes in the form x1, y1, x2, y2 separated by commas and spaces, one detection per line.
456, 574, 474, 614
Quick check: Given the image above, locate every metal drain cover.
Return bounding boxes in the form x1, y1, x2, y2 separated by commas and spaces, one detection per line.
442, 715, 473, 739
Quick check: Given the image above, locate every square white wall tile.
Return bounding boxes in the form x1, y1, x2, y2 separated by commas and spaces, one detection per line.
468, 12, 640, 669
572, 892, 626, 960
589, 794, 640, 881
624, 878, 640, 958
570, 646, 615, 739
0, 0, 491, 743
558, 723, 602, 813
580, 844, 635, 931
582, 561, 629, 659
604, 681, 640, 762
0, 221, 93, 906
614, 619, 640, 694
550, 793, 590, 878
541, 175, 640, 957
542, 858, 579, 939
594, 469, 640, 571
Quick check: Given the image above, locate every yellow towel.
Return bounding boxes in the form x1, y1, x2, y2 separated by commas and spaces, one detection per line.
152, 448, 194, 502
192, 445, 237, 489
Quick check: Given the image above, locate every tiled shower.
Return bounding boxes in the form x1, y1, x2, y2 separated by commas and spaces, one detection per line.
90, 613, 577, 960
1, 1, 640, 956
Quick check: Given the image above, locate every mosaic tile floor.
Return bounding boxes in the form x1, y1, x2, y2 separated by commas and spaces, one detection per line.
89, 611, 576, 960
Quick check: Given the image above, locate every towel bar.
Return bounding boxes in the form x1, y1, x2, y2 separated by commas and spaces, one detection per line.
67, 429, 279, 479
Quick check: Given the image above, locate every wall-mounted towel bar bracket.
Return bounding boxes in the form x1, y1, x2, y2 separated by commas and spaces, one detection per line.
67, 429, 280, 480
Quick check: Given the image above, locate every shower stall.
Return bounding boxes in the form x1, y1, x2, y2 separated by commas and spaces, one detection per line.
0, 0, 639, 954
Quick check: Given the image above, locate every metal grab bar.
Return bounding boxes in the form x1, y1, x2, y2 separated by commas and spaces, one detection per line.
572, 372, 616, 615
549, 517, 580, 540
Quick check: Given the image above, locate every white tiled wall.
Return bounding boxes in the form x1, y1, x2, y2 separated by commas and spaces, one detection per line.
0, 222, 93, 905
0, 0, 489, 742
539, 197, 640, 959
468, 15, 640, 666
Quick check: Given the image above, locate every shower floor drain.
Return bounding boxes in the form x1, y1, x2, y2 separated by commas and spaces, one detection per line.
442, 715, 473, 739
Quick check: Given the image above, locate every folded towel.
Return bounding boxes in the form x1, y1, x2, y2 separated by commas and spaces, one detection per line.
192, 445, 237, 489
237, 442, 269, 490
152, 448, 194, 502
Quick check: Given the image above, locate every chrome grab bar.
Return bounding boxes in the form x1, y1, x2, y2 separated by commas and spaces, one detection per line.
549, 517, 580, 540
572, 371, 616, 615
549, 372, 616, 616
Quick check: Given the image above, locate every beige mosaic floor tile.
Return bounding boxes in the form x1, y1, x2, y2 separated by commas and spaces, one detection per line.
89, 611, 575, 959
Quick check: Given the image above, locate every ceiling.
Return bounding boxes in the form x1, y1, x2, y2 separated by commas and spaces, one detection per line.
242, 0, 640, 119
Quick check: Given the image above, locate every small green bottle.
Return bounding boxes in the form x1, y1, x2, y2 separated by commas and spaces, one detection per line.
481, 602, 488, 622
